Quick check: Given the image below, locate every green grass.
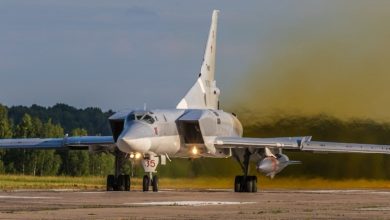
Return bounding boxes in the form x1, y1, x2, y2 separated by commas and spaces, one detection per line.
0, 175, 104, 190
2, 175, 390, 190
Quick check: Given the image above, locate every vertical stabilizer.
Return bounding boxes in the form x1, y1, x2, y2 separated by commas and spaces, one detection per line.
177, 10, 220, 109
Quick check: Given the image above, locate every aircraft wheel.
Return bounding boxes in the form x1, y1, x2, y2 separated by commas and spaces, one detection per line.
117, 175, 126, 191
124, 174, 131, 191
234, 176, 243, 192
245, 177, 253, 192
250, 176, 258, 193
152, 175, 159, 192
106, 175, 115, 191
142, 175, 150, 192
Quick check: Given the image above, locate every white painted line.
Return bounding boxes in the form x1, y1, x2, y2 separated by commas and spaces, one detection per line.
358, 207, 390, 211
9, 189, 79, 192
124, 201, 256, 207
78, 192, 106, 194
291, 190, 390, 195
292, 190, 385, 194
299, 190, 369, 193
368, 191, 390, 195
0, 196, 59, 199
51, 189, 79, 192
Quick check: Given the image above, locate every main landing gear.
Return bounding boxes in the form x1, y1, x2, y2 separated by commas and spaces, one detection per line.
233, 148, 258, 193
106, 174, 130, 191
106, 149, 131, 191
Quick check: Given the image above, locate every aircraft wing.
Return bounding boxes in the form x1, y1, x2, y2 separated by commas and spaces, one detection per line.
301, 141, 390, 154
0, 136, 115, 150
214, 136, 310, 149
214, 136, 390, 154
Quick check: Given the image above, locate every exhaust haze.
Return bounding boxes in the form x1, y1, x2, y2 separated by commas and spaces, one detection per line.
224, 1, 390, 123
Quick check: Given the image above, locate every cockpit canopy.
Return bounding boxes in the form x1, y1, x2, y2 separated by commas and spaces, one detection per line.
125, 111, 155, 124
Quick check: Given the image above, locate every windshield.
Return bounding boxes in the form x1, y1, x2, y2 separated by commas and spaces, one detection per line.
125, 112, 155, 124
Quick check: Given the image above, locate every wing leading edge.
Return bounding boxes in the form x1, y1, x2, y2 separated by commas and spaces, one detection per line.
214, 136, 390, 154
301, 141, 390, 154
215, 136, 311, 149
0, 136, 115, 150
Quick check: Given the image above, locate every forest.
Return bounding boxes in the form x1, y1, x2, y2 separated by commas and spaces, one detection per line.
1, 103, 390, 179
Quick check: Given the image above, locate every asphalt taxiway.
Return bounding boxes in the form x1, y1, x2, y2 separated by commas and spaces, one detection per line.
1, 189, 390, 219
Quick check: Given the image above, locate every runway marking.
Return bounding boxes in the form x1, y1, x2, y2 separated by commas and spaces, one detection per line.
292, 190, 390, 194
124, 201, 256, 207
358, 207, 390, 211
10, 189, 78, 192
369, 191, 390, 195
0, 195, 59, 199
298, 190, 368, 194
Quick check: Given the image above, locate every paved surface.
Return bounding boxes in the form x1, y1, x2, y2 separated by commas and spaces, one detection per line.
1, 189, 390, 219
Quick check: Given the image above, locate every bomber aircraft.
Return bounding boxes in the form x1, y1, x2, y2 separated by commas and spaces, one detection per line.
2, 10, 390, 193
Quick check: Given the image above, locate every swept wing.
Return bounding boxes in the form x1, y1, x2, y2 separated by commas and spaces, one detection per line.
0, 136, 115, 150
214, 136, 390, 154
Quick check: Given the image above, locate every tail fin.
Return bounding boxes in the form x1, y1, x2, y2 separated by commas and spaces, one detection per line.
177, 10, 220, 109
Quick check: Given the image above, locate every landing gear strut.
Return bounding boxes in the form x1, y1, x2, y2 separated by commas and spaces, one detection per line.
233, 148, 258, 193
106, 148, 131, 191
142, 175, 150, 191
141, 155, 160, 192
142, 174, 159, 192
152, 175, 159, 192
106, 150, 161, 192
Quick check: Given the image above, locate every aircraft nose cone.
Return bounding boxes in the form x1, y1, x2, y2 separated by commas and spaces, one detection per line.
116, 122, 154, 153
117, 137, 151, 153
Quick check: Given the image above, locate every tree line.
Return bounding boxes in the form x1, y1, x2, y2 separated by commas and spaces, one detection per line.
0, 104, 114, 176
1, 103, 390, 179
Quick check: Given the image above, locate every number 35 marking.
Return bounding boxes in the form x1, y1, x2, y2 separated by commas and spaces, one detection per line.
145, 160, 156, 167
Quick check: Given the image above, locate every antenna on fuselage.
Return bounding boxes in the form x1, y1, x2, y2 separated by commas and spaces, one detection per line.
143, 103, 147, 111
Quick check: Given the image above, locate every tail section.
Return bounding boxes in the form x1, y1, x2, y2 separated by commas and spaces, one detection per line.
177, 10, 220, 109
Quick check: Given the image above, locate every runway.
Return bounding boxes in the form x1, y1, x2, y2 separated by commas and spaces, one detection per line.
1, 189, 390, 219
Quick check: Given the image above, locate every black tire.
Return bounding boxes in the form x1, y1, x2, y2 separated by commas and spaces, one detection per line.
117, 175, 125, 191
251, 176, 258, 193
143, 175, 150, 192
245, 176, 253, 192
152, 175, 159, 192
124, 175, 130, 191
106, 175, 115, 191
234, 176, 243, 192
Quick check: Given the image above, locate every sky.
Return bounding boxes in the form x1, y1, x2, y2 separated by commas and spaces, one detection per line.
0, 0, 262, 111
1, 1, 390, 121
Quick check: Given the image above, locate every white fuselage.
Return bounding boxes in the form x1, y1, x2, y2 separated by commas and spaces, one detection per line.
115, 109, 243, 158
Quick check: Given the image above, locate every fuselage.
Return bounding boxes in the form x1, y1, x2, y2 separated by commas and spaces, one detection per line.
111, 109, 243, 158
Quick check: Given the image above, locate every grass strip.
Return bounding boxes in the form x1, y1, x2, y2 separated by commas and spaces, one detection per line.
2, 175, 390, 190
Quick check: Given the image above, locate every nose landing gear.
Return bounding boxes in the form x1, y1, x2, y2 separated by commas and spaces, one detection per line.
142, 174, 159, 192
141, 155, 160, 192
106, 149, 162, 192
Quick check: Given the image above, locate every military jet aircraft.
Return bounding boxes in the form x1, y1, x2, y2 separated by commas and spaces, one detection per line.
2, 10, 390, 193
